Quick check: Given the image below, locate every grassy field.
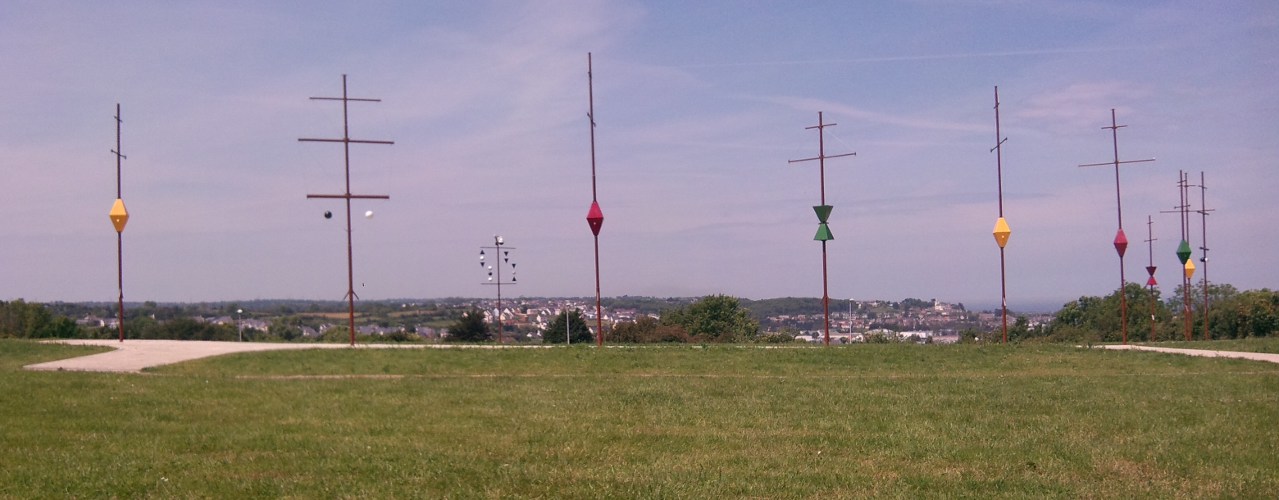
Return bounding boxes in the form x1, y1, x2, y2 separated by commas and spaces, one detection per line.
2, 340, 1277, 498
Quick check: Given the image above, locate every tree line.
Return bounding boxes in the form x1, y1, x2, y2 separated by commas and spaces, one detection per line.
8, 286, 1276, 343
1031, 283, 1278, 343
446, 295, 769, 344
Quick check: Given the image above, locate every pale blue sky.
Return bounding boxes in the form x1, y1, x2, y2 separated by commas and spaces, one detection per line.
2, 1, 1275, 310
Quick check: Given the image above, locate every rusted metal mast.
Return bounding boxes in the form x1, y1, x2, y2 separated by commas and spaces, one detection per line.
1195, 172, 1214, 340
789, 112, 856, 346
585, 53, 606, 346
109, 104, 128, 343
990, 87, 1011, 343
1144, 215, 1158, 341
1078, 109, 1154, 345
300, 75, 392, 347
1163, 172, 1194, 340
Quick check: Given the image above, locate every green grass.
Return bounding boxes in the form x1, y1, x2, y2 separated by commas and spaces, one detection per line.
3, 341, 1277, 498
1143, 337, 1279, 354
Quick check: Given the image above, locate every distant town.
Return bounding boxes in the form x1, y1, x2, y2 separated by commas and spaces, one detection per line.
45, 296, 1051, 344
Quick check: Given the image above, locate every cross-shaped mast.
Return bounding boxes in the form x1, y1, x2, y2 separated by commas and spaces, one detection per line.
300, 74, 392, 346
1078, 109, 1155, 345
108, 104, 129, 343
789, 111, 856, 346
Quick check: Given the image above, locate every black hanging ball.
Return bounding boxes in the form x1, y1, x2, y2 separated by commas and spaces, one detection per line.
323, 210, 332, 219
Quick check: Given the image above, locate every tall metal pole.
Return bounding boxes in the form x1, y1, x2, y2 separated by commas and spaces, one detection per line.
1181, 172, 1193, 341
1197, 172, 1213, 341
789, 112, 855, 346
1079, 109, 1154, 345
301, 75, 392, 346
585, 53, 606, 347
1166, 171, 1194, 341
990, 87, 1012, 344
1144, 215, 1158, 341
108, 104, 129, 343
480, 236, 517, 343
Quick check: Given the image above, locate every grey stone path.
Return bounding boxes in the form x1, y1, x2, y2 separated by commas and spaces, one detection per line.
23, 339, 426, 373
21, 340, 1279, 374
1098, 344, 1279, 364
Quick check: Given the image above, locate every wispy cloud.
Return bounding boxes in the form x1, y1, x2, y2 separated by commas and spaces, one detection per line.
667, 45, 1171, 69
1014, 81, 1153, 133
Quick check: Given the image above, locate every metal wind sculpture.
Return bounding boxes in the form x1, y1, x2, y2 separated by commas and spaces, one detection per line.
108, 104, 129, 343
1078, 109, 1154, 345
585, 52, 605, 347
1164, 171, 1194, 341
479, 235, 517, 343
990, 87, 1012, 344
300, 75, 392, 347
789, 112, 856, 346
1144, 215, 1158, 341
1195, 172, 1214, 340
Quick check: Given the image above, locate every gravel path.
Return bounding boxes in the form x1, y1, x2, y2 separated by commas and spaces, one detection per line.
22, 340, 1279, 374
23, 339, 426, 373
1098, 344, 1279, 364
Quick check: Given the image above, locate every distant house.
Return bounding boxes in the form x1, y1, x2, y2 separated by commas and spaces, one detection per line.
76, 316, 106, 328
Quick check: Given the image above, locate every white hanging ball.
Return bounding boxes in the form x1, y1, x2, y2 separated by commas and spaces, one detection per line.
364, 210, 374, 219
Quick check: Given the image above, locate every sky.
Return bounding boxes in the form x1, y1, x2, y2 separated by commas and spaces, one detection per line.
2, 1, 1276, 311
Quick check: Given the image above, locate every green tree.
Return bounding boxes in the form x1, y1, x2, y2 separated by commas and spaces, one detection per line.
446, 308, 491, 343
269, 317, 303, 341
1210, 289, 1279, 339
0, 300, 83, 338
542, 309, 594, 344
610, 316, 655, 343
1043, 284, 1169, 342
660, 295, 760, 343
1008, 315, 1031, 342
611, 316, 690, 343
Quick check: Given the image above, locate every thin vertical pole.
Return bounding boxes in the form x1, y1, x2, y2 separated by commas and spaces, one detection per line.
1145, 215, 1157, 342
587, 53, 604, 347
496, 236, 503, 343
341, 76, 357, 346
113, 104, 125, 343
818, 112, 830, 346
1164, 172, 1191, 341
1108, 110, 1129, 345
1198, 172, 1211, 341
480, 237, 516, 343
992, 86, 1010, 344
301, 74, 393, 347
1078, 110, 1153, 345
789, 113, 855, 346
1182, 172, 1192, 341
589, 54, 598, 203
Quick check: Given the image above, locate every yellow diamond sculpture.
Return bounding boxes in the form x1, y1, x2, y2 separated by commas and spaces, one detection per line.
992, 217, 1011, 249
1183, 259, 1195, 279
109, 198, 129, 233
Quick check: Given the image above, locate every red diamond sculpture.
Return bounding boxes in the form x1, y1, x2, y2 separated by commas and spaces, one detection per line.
586, 201, 604, 236
1113, 228, 1128, 258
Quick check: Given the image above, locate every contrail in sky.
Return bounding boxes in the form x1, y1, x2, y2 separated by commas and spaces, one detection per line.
674, 45, 1169, 69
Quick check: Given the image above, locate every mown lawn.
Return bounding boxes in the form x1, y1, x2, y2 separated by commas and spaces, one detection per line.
2, 340, 1276, 498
